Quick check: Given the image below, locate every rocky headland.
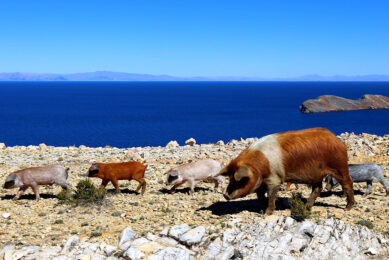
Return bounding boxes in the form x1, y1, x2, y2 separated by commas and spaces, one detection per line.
300, 94, 389, 113
0, 133, 389, 259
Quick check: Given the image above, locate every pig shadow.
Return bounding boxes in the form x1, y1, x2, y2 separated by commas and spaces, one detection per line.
320, 189, 364, 198
199, 194, 344, 215
1, 193, 57, 201
159, 187, 211, 195
105, 188, 140, 195
198, 197, 290, 215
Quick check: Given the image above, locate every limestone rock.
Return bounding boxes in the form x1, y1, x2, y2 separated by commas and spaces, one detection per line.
185, 138, 196, 146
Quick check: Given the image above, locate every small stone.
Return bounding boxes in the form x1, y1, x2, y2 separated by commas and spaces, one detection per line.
148, 247, 190, 260
159, 227, 169, 236
185, 138, 196, 146
366, 247, 377, 255
166, 141, 179, 148
131, 238, 149, 247
179, 226, 206, 245
62, 235, 80, 252
0, 143, 5, 149
1, 213, 10, 219
39, 143, 47, 150
80, 254, 91, 260
123, 247, 145, 260
119, 227, 137, 250
104, 245, 116, 256
168, 224, 190, 240
216, 140, 224, 146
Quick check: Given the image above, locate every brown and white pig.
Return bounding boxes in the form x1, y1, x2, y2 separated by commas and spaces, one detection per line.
88, 161, 147, 194
3, 164, 71, 201
165, 159, 224, 194
217, 127, 354, 215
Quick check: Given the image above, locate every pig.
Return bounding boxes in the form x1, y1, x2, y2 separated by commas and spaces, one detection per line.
88, 161, 147, 194
3, 164, 71, 201
165, 159, 224, 194
325, 163, 389, 196
217, 127, 354, 215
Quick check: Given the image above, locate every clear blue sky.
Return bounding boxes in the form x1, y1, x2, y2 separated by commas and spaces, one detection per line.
0, 0, 388, 77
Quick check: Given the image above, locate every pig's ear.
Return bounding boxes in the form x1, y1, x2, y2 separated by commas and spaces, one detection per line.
169, 170, 179, 176
216, 166, 229, 177
234, 165, 252, 181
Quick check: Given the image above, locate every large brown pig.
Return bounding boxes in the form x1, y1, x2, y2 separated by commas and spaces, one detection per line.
88, 161, 147, 194
217, 128, 354, 215
3, 164, 71, 200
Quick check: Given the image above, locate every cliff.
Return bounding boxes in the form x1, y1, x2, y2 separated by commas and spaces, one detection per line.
300, 94, 389, 113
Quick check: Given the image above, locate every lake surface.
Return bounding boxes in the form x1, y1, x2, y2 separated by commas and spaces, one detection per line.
0, 81, 388, 147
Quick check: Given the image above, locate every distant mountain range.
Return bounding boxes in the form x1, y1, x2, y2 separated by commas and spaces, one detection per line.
0, 71, 389, 81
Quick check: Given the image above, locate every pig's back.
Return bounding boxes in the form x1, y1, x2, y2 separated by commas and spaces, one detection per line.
19, 165, 67, 184
182, 160, 221, 179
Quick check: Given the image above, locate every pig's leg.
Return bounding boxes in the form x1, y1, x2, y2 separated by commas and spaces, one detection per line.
13, 187, 28, 200
285, 183, 292, 191
364, 181, 373, 196
265, 184, 280, 215
256, 185, 267, 206
213, 176, 225, 191
135, 178, 146, 195
332, 168, 355, 211
60, 182, 72, 190
306, 182, 322, 209
30, 183, 40, 201
100, 179, 109, 189
111, 179, 120, 194
187, 179, 195, 195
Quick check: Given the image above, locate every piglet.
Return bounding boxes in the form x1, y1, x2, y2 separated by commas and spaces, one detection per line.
165, 159, 224, 194
3, 164, 71, 201
325, 163, 388, 196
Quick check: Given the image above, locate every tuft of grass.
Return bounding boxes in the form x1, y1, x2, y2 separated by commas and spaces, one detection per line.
71, 231, 78, 235
38, 212, 46, 217
90, 231, 102, 238
356, 220, 374, 229
57, 179, 106, 206
53, 219, 64, 225
289, 192, 311, 222
111, 211, 121, 217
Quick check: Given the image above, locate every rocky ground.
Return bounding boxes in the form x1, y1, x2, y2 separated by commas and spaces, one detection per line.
0, 132, 388, 259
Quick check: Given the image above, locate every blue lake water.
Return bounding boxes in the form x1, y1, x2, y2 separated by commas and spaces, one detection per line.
0, 81, 388, 147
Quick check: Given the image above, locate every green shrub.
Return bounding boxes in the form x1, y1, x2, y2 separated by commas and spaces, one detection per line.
356, 220, 374, 229
57, 179, 106, 206
53, 219, 64, 224
111, 211, 121, 217
289, 192, 311, 222
90, 231, 102, 238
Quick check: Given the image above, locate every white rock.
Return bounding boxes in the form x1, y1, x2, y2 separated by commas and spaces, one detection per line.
39, 143, 47, 150
119, 227, 137, 250
146, 233, 159, 241
0, 143, 5, 149
62, 235, 80, 252
168, 224, 191, 240
123, 247, 145, 260
216, 140, 225, 146
203, 242, 222, 259
215, 245, 235, 260
366, 247, 377, 255
166, 141, 179, 148
104, 245, 116, 256
131, 238, 149, 247
88, 243, 99, 252
148, 247, 190, 260
2, 213, 11, 219
159, 227, 169, 236
179, 226, 206, 245
185, 138, 196, 146
0, 245, 14, 255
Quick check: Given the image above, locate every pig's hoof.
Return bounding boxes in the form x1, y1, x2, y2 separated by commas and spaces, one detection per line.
12, 197, 18, 201
265, 209, 274, 215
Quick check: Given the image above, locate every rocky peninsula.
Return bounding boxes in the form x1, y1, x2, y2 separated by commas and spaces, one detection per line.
300, 94, 389, 113
0, 133, 388, 259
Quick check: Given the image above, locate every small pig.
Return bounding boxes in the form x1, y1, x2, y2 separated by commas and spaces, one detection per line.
88, 161, 147, 194
325, 163, 389, 196
165, 159, 224, 194
3, 164, 71, 201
